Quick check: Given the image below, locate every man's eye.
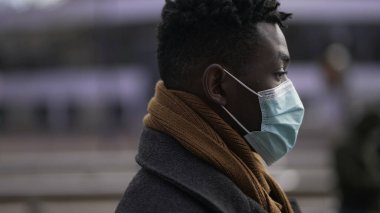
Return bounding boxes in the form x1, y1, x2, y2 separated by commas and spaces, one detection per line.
275, 71, 288, 80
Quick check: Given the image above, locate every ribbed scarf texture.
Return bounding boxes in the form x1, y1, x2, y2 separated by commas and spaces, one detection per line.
144, 81, 293, 213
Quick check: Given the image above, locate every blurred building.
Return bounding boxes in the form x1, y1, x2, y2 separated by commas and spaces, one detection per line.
0, 0, 380, 133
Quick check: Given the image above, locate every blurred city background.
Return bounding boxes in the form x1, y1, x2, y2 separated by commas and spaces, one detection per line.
0, 0, 379, 212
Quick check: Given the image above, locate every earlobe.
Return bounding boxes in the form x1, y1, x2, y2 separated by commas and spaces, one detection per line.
202, 64, 227, 106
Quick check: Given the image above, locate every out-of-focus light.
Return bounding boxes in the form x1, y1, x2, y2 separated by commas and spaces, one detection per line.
325, 43, 352, 72
0, 0, 64, 10
276, 169, 301, 192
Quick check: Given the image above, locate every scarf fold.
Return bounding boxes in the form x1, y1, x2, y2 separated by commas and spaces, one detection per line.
144, 81, 293, 213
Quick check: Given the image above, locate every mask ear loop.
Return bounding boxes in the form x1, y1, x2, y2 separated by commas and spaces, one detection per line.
222, 68, 263, 98
220, 67, 263, 134
221, 105, 250, 134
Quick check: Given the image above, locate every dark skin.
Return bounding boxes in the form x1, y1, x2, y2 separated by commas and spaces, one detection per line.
190, 22, 290, 136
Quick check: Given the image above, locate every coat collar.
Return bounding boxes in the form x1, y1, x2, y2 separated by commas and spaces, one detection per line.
135, 128, 267, 213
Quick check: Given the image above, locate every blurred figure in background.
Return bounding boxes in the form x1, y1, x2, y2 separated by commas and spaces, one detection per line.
334, 105, 380, 213
318, 43, 352, 137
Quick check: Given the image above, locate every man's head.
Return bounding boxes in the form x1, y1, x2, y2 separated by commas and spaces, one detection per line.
157, 0, 292, 135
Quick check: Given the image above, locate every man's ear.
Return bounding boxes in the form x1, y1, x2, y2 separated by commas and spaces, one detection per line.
202, 64, 227, 105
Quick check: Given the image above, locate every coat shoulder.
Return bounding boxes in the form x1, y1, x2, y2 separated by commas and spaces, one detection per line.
116, 128, 269, 213
116, 168, 208, 213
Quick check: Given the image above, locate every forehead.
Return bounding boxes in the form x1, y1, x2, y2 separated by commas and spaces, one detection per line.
255, 22, 289, 57
237, 22, 289, 82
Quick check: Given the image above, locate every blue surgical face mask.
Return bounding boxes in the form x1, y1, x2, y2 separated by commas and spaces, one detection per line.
221, 68, 304, 166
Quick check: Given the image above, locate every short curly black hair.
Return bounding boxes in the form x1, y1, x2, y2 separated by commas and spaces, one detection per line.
157, 0, 291, 89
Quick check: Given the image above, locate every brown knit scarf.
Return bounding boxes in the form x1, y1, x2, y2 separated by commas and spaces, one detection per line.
144, 81, 293, 213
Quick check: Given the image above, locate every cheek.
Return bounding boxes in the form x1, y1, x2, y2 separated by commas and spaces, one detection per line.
227, 87, 262, 132
241, 95, 262, 131
257, 75, 283, 91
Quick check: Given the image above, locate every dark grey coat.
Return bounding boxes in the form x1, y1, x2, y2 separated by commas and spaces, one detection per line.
116, 128, 301, 213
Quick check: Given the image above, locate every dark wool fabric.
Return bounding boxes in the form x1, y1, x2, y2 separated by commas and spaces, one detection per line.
116, 128, 301, 213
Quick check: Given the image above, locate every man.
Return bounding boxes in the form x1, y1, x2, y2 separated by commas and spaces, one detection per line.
116, 0, 304, 212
